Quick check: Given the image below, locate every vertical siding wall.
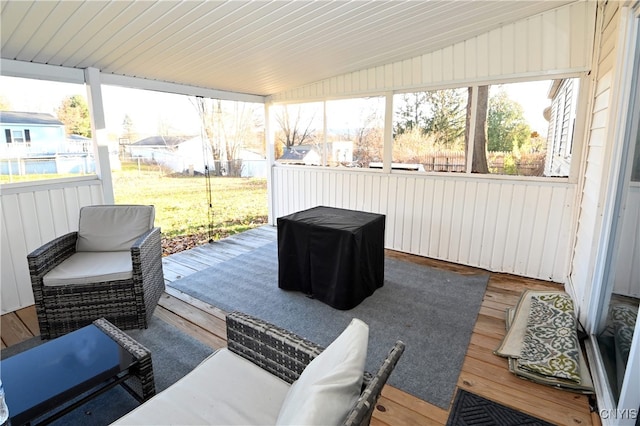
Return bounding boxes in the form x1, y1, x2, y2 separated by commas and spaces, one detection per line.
269, 2, 595, 282
273, 167, 575, 282
1, 177, 104, 313
271, 2, 595, 101
570, 1, 619, 316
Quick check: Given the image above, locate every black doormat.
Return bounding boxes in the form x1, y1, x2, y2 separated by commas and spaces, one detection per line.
446, 389, 556, 426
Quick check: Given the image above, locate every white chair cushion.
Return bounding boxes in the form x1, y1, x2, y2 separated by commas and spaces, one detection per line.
76, 205, 155, 252
43, 252, 132, 286
112, 348, 291, 425
276, 318, 369, 426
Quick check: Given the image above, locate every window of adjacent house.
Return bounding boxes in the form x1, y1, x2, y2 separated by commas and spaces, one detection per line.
0, 76, 92, 183
11, 130, 25, 143
272, 102, 324, 165
325, 97, 385, 167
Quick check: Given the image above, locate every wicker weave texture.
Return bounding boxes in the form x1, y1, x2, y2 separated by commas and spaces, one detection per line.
28, 227, 165, 339
225, 311, 405, 426
94, 317, 156, 401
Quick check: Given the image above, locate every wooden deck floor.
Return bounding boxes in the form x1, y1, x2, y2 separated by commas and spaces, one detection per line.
1, 226, 600, 426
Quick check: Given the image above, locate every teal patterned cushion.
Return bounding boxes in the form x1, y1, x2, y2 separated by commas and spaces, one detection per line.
518, 293, 581, 384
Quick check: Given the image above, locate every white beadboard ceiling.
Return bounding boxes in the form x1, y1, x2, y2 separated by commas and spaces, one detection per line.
1, 0, 577, 97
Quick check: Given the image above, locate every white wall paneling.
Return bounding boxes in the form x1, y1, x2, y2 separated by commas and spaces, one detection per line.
0, 177, 104, 313
272, 167, 575, 282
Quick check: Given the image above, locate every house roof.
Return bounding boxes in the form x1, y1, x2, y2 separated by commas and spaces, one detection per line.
0, 1, 576, 98
279, 145, 317, 161
0, 111, 64, 126
132, 136, 194, 147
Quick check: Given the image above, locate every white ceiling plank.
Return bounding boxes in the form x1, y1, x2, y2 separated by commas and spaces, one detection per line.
45, 1, 133, 66
0, 0, 581, 96
2, 0, 59, 59
20, 1, 85, 62
102, 1, 220, 71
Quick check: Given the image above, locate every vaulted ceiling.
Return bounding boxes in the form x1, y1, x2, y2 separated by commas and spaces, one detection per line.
1, 0, 577, 97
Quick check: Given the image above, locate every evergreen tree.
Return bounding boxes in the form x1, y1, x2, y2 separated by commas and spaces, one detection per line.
56, 95, 91, 137
425, 88, 466, 147
394, 92, 428, 135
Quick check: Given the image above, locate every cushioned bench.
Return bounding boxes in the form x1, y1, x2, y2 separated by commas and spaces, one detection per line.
113, 311, 405, 425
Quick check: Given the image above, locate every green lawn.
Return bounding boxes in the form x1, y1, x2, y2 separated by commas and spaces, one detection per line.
113, 161, 268, 240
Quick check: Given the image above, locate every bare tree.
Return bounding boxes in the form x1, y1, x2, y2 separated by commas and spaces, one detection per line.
219, 101, 259, 176
275, 104, 316, 149
193, 97, 223, 174
353, 108, 383, 166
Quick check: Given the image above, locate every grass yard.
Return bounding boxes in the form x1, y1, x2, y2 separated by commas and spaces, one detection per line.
113, 161, 268, 253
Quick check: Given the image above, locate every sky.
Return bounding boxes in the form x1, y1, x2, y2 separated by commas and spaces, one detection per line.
0, 76, 201, 137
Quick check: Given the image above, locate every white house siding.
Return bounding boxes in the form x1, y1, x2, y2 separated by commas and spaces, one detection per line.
1, 124, 66, 156
270, 2, 595, 102
0, 177, 104, 314
569, 1, 620, 322
273, 167, 574, 282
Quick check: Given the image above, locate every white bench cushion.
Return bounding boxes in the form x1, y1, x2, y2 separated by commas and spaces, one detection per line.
43, 252, 132, 286
276, 318, 369, 425
76, 205, 155, 252
112, 348, 291, 425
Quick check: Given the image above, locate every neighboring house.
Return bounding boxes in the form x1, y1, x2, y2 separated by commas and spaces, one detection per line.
0, 111, 66, 155
328, 141, 353, 165
278, 145, 321, 165
130, 135, 265, 177
238, 149, 267, 178
130, 135, 208, 174
0, 111, 96, 175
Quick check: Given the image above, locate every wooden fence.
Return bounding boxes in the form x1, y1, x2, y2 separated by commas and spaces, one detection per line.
404, 151, 546, 176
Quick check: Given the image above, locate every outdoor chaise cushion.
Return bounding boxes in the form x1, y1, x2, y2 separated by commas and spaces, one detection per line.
112, 314, 387, 426
113, 348, 292, 425
276, 318, 368, 425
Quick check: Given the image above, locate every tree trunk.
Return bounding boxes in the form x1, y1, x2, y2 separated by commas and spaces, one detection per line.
466, 86, 489, 173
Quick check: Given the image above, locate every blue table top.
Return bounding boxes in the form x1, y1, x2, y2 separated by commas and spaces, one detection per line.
1, 323, 135, 425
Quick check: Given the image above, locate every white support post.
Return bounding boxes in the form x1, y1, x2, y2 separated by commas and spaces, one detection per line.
84, 67, 115, 204
466, 87, 478, 173
265, 101, 275, 224
383, 92, 393, 173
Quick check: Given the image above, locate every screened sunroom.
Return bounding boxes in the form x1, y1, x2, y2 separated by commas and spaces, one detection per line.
1, 1, 638, 424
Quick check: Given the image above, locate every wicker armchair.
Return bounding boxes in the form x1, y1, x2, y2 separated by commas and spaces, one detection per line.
27, 205, 165, 339
115, 311, 405, 425
226, 311, 406, 426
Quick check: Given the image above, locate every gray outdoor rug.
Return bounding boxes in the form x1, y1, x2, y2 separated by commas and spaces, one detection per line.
171, 241, 489, 409
1, 317, 214, 425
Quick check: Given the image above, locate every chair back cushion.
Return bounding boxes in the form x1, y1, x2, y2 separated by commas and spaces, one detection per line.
76, 205, 155, 252
276, 318, 368, 425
